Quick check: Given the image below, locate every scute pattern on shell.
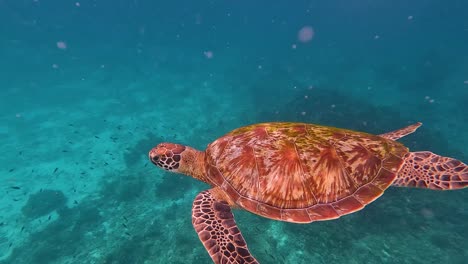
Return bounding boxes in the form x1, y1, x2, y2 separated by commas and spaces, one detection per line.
205, 122, 409, 222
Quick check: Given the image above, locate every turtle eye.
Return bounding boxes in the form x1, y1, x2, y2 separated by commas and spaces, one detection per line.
151, 155, 160, 164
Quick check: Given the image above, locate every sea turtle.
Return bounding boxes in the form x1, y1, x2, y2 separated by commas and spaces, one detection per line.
149, 122, 467, 264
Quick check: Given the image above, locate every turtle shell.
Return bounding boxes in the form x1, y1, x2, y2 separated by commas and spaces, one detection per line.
205, 122, 409, 223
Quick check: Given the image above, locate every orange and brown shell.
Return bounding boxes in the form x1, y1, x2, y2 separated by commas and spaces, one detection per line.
205, 122, 409, 223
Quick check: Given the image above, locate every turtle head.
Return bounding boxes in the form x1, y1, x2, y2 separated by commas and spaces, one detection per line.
149, 143, 186, 172
149, 143, 208, 183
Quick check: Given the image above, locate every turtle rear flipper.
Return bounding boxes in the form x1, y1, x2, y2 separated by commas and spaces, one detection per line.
393, 151, 468, 190
192, 188, 258, 264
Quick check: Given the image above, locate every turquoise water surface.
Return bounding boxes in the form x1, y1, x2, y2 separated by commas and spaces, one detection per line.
1, 1, 467, 263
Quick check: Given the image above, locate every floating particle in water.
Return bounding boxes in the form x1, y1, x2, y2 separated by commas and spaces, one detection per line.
257, 65, 263, 70
301, 111, 306, 116
52, 64, 59, 69
15, 113, 21, 118
75, 2, 80, 7
331, 104, 336, 108
195, 14, 202, 25
297, 26, 315, 43
408, 15, 413, 20
203, 51, 213, 59
374, 35, 380, 40
424, 96, 435, 103
291, 44, 297, 49
420, 208, 434, 219
56, 41, 67, 50
304, 95, 308, 99
463, 80, 468, 84
138, 26, 145, 36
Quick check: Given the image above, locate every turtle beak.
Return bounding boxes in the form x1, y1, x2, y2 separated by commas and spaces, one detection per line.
149, 150, 159, 165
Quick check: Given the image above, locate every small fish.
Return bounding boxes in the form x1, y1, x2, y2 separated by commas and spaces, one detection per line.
68, 123, 74, 127
21, 226, 25, 232
123, 216, 128, 222
122, 223, 128, 228
104, 162, 108, 166
9, 168, 15, 172
9, 243, 12, 248
74, 200, 78, 204
19, 151, 22, 155
125, 232, 131, 236
53, 168, 58, 173
48, 215, 51, 220
10, 186, 21, 190
95, 136, 100, 139
0, 222, 4, 227
62, 150, 68, 153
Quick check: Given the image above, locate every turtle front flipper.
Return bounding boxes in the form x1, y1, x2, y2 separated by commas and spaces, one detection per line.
379, 122, 422, 141
192, 189, 258, 264
393, 151, 468, 190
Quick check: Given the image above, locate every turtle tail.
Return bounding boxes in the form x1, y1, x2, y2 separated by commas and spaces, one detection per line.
393, 151, 468, 190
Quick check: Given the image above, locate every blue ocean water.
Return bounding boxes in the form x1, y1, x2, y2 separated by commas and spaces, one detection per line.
1, 0, 467, 263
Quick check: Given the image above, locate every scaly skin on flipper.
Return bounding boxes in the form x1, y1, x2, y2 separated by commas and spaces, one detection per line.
192, 189, 258, 264
379, 122, 422, 141
393, 151, 468, 189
